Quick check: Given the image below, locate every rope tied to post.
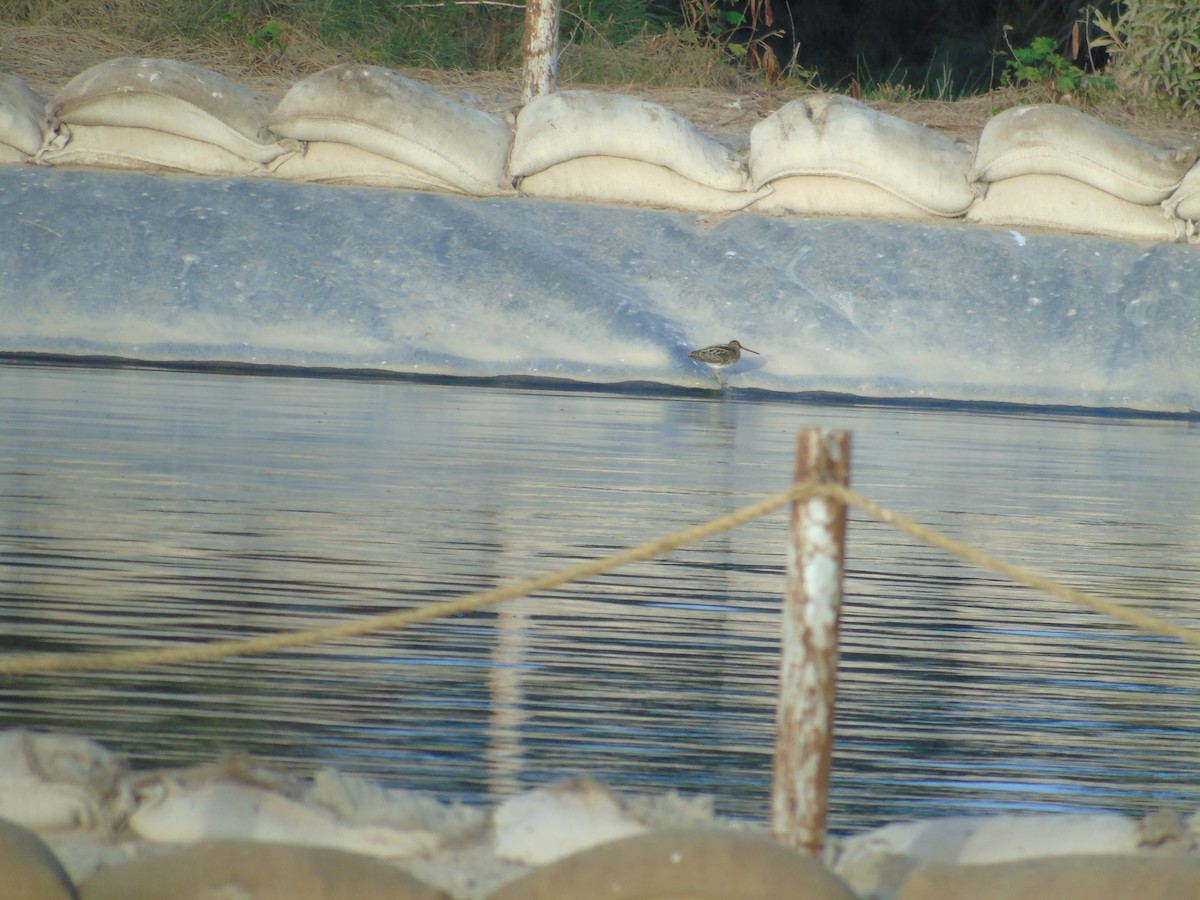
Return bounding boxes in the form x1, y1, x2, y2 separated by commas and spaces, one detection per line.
1, 480, 1197, 678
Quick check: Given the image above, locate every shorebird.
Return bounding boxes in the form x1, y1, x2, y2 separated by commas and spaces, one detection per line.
687, 340, 759, 386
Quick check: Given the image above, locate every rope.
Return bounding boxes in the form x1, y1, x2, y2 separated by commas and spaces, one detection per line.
1, 479, 1197, 677
831, 485, 1200, 649
0, 482, 828, 676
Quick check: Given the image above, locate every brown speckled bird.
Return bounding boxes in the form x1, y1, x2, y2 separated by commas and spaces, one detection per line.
688, 340, 759, 385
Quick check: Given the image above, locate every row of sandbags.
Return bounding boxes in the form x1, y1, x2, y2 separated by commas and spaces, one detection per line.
2, 58, 1200, 243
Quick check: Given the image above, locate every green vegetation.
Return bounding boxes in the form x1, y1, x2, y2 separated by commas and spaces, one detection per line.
1095, 0, 1200, 111
205, 0, 685, 73
3, 0, 1198, 109
1001, 30, 1114, 102
218, 14, 288, 59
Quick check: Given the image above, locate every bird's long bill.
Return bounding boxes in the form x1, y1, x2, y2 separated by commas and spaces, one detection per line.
742, 346, 760, 354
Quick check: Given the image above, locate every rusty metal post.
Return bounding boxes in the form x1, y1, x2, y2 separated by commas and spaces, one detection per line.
521, 0, 560, 102
771, 428, 851, 856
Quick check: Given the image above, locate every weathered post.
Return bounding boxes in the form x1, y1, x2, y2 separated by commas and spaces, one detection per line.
771, 429, 851, 856
521, 0, 560, 102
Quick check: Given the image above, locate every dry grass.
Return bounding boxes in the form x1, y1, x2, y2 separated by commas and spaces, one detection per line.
0, 24, 352, 96
559, 28, 750, 90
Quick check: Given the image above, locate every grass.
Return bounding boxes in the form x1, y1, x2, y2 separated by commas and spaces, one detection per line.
0, 0, 933, 93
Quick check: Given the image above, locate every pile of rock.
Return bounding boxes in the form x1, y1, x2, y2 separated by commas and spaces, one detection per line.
3, 729, 1199, 899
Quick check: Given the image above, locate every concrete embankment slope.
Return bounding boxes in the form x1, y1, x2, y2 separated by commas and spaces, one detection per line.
1, 165, 1197, 414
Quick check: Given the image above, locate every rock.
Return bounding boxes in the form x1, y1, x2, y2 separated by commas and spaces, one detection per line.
306, 767, 484, 841
77, 840, 448, 900
0, 817, 78, 900
835, 813, 1140, 898
1138, 809, 1193, 852
129, 771, 441, 859
622, 789, 718, 830
486, 827, 859, 899
491, 777, 647, 866
898, 854, 1200, 900
0, 730, 131, 834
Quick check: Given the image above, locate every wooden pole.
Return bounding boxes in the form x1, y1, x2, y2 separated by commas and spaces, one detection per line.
521, 0, 560, 102
771, 429, 851, 856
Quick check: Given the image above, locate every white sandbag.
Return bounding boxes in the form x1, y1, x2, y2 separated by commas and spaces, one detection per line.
970, 105, 1199, 205
0, 73, 46, 158
510, 90, 750, 192
272, 140, 463, 192
36, 123, 269, 176
49, 57, 293, 165
965, 174, 1184, 242
268, 64, 513, 196
748, 93, 977, 215
1163, 158, 1200, 221
517, 155, 765, 212
749, 175, 942, 221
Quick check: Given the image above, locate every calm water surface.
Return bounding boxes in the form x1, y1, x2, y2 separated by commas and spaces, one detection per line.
1, 362, 1198, 832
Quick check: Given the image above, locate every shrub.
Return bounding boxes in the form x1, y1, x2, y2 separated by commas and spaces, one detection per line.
1094, 0, 1200, 110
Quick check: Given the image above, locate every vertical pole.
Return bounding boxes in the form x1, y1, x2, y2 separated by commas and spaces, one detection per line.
771, 429, 851, 856
521, 0, 560, 102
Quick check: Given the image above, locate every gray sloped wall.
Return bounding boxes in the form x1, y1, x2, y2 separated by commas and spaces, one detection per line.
1, 167, 1197, 414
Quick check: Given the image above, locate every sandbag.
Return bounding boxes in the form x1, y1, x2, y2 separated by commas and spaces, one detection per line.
748, 93, 977, 216
486, 827, 859, 900
969, 105, 1199, 205
965, 174, 1184, 242
0, 74, 46, 160
78, 840, 447, 900
517, 155, 765, 212
272, 140, 463, 192
1163, 158, 1200, 222
37, 123, 266, 176
49, 57, 293, 166
509, 90, 750, 192
749, 175, 941, 221
0, 820, 76, 900
268, 64, 513, 196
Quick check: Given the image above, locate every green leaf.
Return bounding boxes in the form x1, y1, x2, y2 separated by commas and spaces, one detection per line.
1031, 36, 1058, 57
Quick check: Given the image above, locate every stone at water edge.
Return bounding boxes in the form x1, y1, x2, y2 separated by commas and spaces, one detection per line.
129, 773, 442, 858
491, 777, 647, 866
0, 729, 131, 834
833, 813, 1142, 899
